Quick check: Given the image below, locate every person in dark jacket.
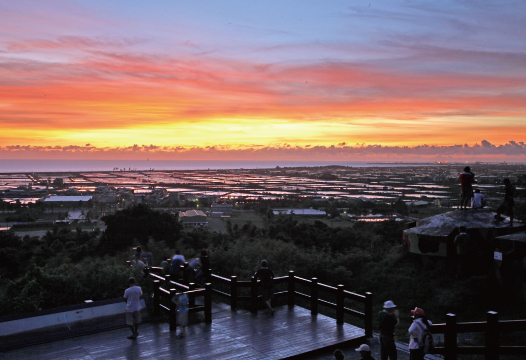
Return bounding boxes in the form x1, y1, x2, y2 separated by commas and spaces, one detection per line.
195, 249, 210, 284
454, 226, 471, 278
495, 178, 517, 226
254, 260, 275, 315
378, 300, 398, 360
459, 166, 476, 209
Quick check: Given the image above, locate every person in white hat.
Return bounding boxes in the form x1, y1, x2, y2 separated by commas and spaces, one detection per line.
355, 344, 375, 360
378, 300, 399, 360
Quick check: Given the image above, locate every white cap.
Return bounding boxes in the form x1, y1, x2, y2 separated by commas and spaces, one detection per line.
355, 344, 370, 352
383, 300, 396, 309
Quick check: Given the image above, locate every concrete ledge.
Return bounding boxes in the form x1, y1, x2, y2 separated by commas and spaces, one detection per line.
0, 296, 149, 351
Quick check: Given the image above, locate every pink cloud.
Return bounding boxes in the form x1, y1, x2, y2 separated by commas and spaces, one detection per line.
1, 141, 526, 162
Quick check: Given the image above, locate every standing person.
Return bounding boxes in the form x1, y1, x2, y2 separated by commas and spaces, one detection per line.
454, 226, 471, 278
172, 292, 189, 338
140, 245, 153, 267
161, 255, 171, 275
471, 189, 486, 209
408, 307, 432, 360
254, 260, 275, 315
378, 300, 398, 360
495, 178, 517, 226
124, 277, 142, 340
355, 344, 375, 360
459, 166, 476, 209
195, 249, 210, 285
169, 250, 185, 277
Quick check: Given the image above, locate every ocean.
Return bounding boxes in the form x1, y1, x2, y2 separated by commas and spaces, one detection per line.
0, 159, 435, 173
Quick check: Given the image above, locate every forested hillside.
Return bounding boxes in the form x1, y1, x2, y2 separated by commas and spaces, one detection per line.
1, 205, 525, 342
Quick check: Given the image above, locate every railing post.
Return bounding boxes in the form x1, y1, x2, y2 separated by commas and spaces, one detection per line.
206, 268, 212, 283
189, 283, 196, 308
288, 270, 295, 307
311, 278, 318, 315
183, 262, 189, 284
165, 274, 171, 287
179, 264, 185, 281
336, 284, 344, 325
169, 288, 177, 331
251, 276, 258, 313
365, 292, 373, 338
486, 311, 499, 360
205, 283, 212, 323
230, 276, 237, 311
445, 313, 457, 360
153, 280, 160, 317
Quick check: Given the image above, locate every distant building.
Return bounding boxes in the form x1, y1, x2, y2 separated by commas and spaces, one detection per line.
179, 210, 208, 228
211, 203, 233, 215
53, 178, 64, 186
40, 195, 93, 205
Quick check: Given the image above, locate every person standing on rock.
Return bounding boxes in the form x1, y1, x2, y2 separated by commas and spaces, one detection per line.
459, 166, 476, 209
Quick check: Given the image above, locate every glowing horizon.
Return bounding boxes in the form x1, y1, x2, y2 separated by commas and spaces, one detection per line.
1, 1, 526, 160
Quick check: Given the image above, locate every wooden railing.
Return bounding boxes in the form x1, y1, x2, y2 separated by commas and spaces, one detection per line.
430, 311, 526, 359
147, 267, 212, 330
146, 266, 372, 337
210, 270, 373, 338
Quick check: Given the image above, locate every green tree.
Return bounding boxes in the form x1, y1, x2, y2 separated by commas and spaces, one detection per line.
101, 205, 183, 253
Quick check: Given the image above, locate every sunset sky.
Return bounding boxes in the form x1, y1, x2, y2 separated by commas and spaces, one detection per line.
1, 0, 525, 161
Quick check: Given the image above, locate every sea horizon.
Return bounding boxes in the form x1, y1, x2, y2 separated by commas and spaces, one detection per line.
0, 159, 519, 173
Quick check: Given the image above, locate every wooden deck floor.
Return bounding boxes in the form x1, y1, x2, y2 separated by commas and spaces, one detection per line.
0, 305, 365, 360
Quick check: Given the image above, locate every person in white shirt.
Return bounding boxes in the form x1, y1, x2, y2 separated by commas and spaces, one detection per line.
471, 189, 486, 209
408, 307, 432, 360
124, 277, 143, 339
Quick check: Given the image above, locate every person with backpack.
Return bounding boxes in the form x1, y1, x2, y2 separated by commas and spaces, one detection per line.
254, 260, 275, 315
408, 307, 433, 360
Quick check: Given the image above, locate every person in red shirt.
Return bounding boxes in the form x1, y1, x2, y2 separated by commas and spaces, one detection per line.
459, 166, 476, 209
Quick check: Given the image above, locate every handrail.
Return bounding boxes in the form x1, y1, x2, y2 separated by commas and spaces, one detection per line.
147, 265, 525, 357
431, 312, 526, 359
148, 267, 373, 338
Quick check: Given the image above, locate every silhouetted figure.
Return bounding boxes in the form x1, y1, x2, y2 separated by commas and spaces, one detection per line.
495, 178, 517, 226
378, 300, 398, 360
195, 249, 210, 285
454, 226, 471, 278
254, 260, 275, 315
459, 166, 476, 209
140, 245, 153, 267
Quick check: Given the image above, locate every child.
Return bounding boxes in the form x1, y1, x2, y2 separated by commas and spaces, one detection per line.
172, 292, 189, 338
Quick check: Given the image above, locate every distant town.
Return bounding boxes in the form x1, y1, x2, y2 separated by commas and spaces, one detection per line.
1, 163, 525, 232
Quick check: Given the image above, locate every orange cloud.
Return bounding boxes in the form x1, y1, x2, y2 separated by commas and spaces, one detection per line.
1, 35, 526, 149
